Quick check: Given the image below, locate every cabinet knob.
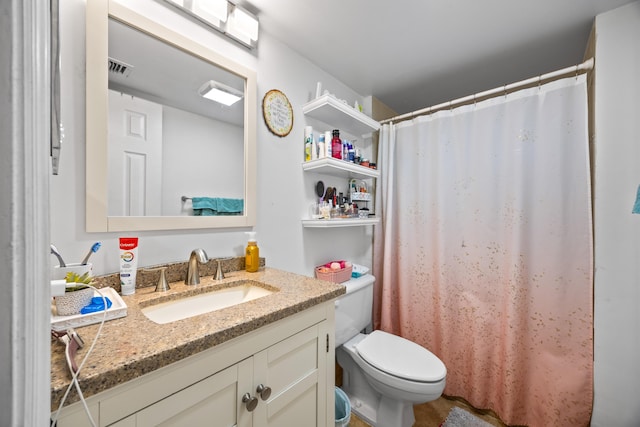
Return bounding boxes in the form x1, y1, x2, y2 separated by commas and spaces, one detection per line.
242, 393, 258, 412
256, 384, 272, 401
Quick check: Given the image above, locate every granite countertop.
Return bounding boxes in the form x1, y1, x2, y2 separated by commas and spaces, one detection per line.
50, 267, 345, 411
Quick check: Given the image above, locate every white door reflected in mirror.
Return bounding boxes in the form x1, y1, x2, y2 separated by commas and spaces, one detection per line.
108, 91, 163, 216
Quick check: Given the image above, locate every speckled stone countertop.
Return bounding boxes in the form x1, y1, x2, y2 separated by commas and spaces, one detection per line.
50, 267, 345, 411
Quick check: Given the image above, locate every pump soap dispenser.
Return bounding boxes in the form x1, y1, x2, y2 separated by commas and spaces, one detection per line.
245, 232, 259, 272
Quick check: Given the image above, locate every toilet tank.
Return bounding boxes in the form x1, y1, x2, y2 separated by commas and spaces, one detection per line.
335, 274, 375, 347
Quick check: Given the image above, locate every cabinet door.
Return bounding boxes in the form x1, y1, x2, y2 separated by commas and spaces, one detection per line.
130, 359, 253, 427
253, 322, 328, 427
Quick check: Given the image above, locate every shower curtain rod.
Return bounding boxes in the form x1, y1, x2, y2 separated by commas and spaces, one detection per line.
381, 57, 594, 124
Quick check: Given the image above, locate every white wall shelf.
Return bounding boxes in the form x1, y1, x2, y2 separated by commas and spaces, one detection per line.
302, 94, 380, 137
302, 95, 380, 229
302, 218, 379, 228
302, 157, 379, 180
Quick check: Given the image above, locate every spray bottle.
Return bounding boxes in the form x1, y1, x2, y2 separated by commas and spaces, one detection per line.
245, 232, 259, 272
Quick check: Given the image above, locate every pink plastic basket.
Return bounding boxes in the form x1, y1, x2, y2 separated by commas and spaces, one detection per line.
315, 265, 353, 283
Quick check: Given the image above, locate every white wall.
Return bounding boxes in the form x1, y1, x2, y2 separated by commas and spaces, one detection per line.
161, 106, 244, 215
51, 0, 373, 277
592, 2, 640, 426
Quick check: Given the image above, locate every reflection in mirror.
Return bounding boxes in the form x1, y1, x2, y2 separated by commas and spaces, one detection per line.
86, 0, 256, 232
107, 19, 244, 217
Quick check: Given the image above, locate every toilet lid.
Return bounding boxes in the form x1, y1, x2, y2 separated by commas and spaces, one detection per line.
355, 330, 446, 382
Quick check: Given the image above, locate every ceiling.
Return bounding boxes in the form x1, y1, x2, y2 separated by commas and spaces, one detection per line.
109, 18, 245, 125
237, 0, 633, 116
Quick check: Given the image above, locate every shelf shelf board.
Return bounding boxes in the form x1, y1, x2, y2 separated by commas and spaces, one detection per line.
302, 94, 380, 137
302, 217, 380, 228
302, 158, 380, 179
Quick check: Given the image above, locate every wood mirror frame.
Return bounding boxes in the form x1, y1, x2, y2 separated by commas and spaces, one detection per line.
86, 0, 257, 232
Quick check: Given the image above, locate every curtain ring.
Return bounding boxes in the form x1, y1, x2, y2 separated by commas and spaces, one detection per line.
538, 75, 542, 90
575, 64, 579, 80
473, 93, 476, 106
503, 85, 507, 99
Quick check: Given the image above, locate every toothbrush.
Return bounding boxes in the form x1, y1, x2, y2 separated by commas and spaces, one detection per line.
50, 244, 66, 267
80, 242, 101, 265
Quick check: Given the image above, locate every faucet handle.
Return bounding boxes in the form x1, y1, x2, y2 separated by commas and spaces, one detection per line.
144, 267, 170, 292
215, 259, 225, 280
213, 257, 233, 281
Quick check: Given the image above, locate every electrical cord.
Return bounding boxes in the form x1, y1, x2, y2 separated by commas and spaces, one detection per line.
50, 285, 108, 427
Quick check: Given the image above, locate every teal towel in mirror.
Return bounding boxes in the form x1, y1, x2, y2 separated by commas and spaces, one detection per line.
192, 197, 243, 216
633, 184, 640, 214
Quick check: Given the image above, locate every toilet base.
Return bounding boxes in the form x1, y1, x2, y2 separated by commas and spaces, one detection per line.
348, 395, 378, 427
348, 395, 416, 427
337, 344, 418, 427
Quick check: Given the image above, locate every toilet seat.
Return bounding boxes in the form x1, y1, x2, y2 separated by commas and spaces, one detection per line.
355, 330, 446, 382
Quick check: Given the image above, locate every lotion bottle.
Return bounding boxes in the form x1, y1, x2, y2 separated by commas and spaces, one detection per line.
245, 232, 259, 272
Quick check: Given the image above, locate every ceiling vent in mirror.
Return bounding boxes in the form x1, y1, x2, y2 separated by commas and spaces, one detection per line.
108, 57, 134, 78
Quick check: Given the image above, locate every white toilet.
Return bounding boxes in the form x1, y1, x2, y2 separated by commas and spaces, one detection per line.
335, 274, 446, 427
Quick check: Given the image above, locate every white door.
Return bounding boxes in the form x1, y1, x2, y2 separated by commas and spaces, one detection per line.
108, 90, 163, 216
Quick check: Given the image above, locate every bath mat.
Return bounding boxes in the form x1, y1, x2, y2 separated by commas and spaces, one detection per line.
440, 406, 495, 427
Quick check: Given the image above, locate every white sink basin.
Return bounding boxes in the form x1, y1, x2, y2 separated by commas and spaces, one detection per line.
141, 281, 275, 324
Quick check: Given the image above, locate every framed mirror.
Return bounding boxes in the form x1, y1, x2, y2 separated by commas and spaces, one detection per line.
86, 0, 256, 232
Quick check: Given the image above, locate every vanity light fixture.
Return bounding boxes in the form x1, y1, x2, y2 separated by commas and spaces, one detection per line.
198, 80, 243, 106
226, 5, 259, 47
165, 0, 228, 26
163, 0, 259, 49
191, 0, 228, 27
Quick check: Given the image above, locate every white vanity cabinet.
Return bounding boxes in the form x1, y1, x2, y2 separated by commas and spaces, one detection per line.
301, 95, 381, 228
54, 302, 335, 427
111, 361, 247, 427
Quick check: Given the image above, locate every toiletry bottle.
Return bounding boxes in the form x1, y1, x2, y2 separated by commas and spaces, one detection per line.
317, 134, 325, 159
304, 126, 313, 162
311, 134, 318, 160
119, 237, 139, 295
348, 143, 355, 162
245, 232, 259, 273
325, 131, 332, 158
331, 129, 342, 160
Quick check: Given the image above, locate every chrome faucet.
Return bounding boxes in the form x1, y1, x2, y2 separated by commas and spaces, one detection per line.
185, 248, 209, 285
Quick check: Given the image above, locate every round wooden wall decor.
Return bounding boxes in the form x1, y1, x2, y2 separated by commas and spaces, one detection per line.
262, 89, 293, 137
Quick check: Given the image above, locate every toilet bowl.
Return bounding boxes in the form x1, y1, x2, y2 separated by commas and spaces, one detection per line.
334, 275, 447, 427
337, 331, 446, 427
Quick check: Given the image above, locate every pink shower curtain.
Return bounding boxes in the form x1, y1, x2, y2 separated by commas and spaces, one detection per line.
373, 76, 593, 426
